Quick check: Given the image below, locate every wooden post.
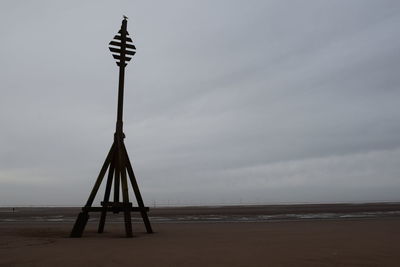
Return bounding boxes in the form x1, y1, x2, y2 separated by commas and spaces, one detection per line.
70, 17, 153, 238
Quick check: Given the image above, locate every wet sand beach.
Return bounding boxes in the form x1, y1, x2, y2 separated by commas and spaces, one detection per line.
0, 204, 399, 266
1, 219, 400, 266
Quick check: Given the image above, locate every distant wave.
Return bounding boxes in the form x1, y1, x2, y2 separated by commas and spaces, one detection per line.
1, 211, 399, 223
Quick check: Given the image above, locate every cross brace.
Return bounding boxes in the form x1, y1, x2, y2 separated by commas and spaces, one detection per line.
70, 134, 153, 237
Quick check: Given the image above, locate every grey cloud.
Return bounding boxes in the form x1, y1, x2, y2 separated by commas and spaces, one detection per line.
0, 1, 399, 206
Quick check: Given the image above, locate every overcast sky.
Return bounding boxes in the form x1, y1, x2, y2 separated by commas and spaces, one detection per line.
1, 1, 400, 206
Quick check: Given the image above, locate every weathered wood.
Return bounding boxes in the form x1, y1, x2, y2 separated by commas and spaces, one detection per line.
113, 35, 133, 43
116, 62, 127, 67
101, 201, 132, 207
70, 212, 89, 237
83, 206, 149, 212
112, 54, 132, 61
109, 41, 136, 50
71, 17, 153, 238
121, 168, 133, 237
85, 144, 114, 207
113, 157, 120, 206
118, 29, 129, 35
109, 47, 136, 56
98, 158, 115, 233
123, 144, 153, 233
116, 128, 133, 237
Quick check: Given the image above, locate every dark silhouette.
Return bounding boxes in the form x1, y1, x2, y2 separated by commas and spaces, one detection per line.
70, 17, 153, 238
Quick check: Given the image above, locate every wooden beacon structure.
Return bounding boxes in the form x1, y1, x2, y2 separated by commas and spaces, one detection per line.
70, 17, 153, 238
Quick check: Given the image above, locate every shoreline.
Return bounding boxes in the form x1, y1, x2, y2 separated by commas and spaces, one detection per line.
1, 202, 399, 223
1, 218, 399, 266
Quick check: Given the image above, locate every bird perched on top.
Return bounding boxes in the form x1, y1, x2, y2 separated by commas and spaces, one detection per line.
123, 15, 128, 20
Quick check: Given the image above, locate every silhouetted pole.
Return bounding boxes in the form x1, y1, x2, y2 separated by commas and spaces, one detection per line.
70, 17, 153, 238
116, 21, 126, 132
114, 19, 127, 206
